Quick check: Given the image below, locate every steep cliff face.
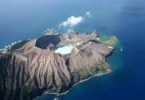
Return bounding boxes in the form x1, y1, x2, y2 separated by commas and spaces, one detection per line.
0, 32, 113, 100
0, 40, 71, 100
69, 41, 111, 82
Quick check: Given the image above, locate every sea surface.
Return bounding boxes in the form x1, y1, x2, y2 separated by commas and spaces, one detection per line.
0, 0, 145, 100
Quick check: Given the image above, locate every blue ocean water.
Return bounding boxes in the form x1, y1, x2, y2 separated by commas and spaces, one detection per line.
0, 0, 145, 100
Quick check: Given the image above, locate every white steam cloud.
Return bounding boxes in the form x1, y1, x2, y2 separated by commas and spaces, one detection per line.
85, 11, 92, 17
59, 16, 84, 28
59, 11, 93, 32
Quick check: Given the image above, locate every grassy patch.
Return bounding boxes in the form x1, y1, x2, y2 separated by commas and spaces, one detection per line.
99, 34, 118, 47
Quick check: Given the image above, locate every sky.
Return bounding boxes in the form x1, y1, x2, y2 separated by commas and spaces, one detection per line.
0, 0, 145, 47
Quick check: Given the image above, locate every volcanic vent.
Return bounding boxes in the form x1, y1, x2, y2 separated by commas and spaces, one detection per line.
0, 32, 112, 100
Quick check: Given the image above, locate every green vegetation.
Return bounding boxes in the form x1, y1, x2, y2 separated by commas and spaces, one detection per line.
103, 36, 118, 46
97, 60, 111, 72
21, 85, 33, 98
55, 77, 63, 90
9, 40, 28, 52
99, 34, 118, 47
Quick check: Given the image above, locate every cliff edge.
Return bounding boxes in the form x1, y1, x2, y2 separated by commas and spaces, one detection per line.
0, 32, 113, 100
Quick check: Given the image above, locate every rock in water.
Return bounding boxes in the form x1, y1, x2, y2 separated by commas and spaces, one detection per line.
0, 32, 113, 100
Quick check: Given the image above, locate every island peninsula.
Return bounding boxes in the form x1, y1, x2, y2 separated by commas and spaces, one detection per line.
0, 32, 117, 100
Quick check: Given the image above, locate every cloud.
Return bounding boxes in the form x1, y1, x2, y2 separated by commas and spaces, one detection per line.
58, 11, 93, 32
85, 11, 92, 17
59, 16, 84, 27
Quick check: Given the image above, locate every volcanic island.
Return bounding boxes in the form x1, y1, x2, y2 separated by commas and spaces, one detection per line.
0, 32, 118, 100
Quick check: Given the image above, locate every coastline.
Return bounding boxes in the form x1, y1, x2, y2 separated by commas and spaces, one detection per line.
41, 69, 112, 97
2, 33, 112, 99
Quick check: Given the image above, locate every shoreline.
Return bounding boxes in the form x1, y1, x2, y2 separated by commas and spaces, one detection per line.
41, 69, 112, 97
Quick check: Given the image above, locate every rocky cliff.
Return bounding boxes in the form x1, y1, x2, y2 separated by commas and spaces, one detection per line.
0, 32, 113, 100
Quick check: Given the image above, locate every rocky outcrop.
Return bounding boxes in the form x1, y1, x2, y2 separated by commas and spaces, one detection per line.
0, 32, 113, 100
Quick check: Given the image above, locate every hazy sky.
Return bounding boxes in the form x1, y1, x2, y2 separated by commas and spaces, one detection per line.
0, 0, 145, 47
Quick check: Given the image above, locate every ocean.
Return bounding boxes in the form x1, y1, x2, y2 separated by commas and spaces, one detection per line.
0, 0, 145, 100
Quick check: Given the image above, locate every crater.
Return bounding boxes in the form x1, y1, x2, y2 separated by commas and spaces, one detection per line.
0, 31, 115, 100
35, 34, 61, 50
